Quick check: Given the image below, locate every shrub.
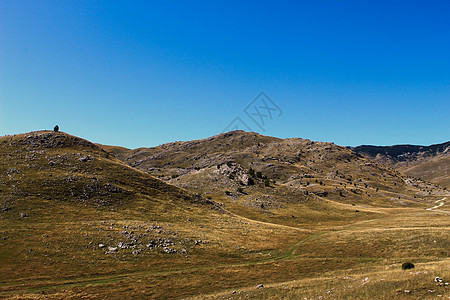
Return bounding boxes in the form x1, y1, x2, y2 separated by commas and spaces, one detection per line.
226, 161, 233, 167
171, 174, 179, 179
402, 262, 415, 270
53, 125, 59, 132
256, 171, 263, 179
248, 167, 255, 177
237, 187, 244, 193
264, 178, 270, 187
225, 191, 231, 196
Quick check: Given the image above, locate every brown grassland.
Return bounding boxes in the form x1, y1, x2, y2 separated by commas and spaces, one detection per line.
0, 131, 448, 299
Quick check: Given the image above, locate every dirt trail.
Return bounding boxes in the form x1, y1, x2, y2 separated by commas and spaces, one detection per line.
426, 197, 449, 213
3, 198, 447, 297
223, 209, 311, 233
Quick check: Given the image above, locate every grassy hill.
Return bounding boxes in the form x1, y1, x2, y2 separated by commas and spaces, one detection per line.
0, 131, 304, 298
1, 131, 449, 299
352, 141, 450, 189
105, 130, 447, 228
400, 156, 450, 189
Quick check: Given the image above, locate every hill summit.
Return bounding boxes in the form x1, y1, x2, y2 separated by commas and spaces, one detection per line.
1, 130, 449, 299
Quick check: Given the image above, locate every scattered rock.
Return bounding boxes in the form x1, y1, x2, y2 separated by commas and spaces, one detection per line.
108, 246, 118, 252
256, 284, 264, 289
98, 243, 105, 248
434, 277, 443, 283
163, 247, 176, 254
20, 212, 28, 218
118, 242, 128, 249
78, 156, 90, 162
215, 163, 253, 186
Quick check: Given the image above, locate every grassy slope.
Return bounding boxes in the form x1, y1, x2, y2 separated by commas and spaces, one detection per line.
399, 156, 450, 189
106, 130, 447, 228
0, 131, 301, 298
353, 142, 450, 189
1, 131, 449, 299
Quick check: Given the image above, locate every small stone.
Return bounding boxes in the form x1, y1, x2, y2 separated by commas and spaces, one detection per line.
163, 247, 176, 253
98, 243, 105, 248
404, 290, 410, 293
20, 212, 28, 218
78, 156, 90, 162
257, 284, 264, 289
118, 242, 128, 249
108, 247, 118, 252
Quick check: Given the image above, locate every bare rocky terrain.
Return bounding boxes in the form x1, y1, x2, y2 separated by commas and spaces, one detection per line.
104, 130, 447, 213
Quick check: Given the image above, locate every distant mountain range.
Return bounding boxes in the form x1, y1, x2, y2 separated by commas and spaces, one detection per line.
351, 141, 450, 188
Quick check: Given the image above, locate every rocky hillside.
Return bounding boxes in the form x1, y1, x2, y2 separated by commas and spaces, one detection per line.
352, 141, 450, 188
104, 131, 445, 223
0, 131, 227, 284
0, 131, 214, 209
0, 130, 310, 298
2, 130, 449, 299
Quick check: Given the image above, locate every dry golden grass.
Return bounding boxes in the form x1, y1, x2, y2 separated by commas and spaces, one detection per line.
1, 131, 449, 299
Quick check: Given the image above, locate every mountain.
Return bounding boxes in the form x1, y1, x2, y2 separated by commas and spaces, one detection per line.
1, 130, 449, 299
1, 131, 300, 298
104, 130, 447, 227
352, 141, 450, 188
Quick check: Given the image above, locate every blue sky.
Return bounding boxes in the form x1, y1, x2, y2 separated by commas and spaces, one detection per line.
1, 1, 449, 148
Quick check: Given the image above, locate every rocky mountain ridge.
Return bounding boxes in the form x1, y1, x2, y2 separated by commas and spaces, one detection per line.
352, 140, 450, 188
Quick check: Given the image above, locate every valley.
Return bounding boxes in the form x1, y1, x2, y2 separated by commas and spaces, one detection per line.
0, 131, 449, 299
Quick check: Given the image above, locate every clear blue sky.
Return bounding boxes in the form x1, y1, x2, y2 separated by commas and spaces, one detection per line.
1, 1, 449, 148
